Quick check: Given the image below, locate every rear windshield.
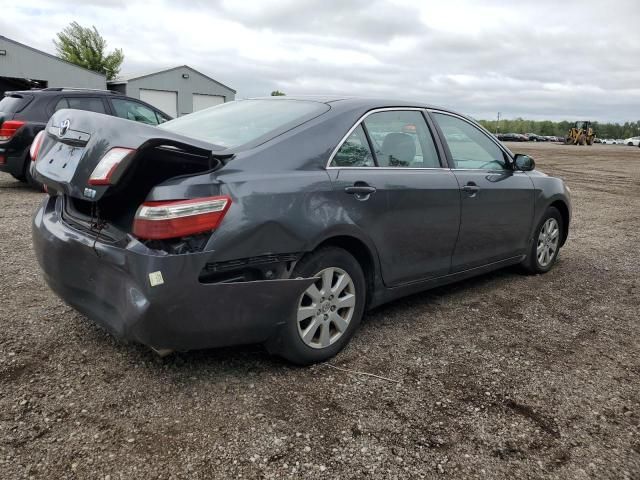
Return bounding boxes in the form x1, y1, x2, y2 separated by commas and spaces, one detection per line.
0, 94, 33, 113
159, 99, 329, 148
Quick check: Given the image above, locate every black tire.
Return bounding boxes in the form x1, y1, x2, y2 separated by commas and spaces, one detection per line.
10, 172, 27, 182
23, 158, 43, 191
267, 247, 366, 365
522, 207, 564, 274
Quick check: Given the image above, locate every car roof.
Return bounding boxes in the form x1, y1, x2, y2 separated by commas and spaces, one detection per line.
5, 88, 120, 97
249, 95, 437, 108
246, 95, 469, 118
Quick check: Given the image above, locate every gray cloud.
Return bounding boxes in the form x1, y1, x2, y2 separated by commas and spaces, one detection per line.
185, 0, 428, 41
1, 0, 639, 121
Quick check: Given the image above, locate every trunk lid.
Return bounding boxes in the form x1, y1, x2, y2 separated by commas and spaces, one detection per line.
35, 109, 229, 202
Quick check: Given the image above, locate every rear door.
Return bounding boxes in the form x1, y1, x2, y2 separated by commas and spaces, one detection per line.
430, 111, 534, 271
327, 109, 460, 286
53, 96, 108, 115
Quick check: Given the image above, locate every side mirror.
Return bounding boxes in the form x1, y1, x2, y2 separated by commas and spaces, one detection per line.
514, 153, 535, 171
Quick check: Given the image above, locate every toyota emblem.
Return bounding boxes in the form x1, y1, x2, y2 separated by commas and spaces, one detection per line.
59, 119, 71, 137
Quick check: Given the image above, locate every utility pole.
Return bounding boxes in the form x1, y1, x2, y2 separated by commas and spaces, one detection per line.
496, 112, 501, 134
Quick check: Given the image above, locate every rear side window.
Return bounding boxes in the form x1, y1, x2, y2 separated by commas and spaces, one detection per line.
331, 125, 374, 167
0, 94, 33, 113
55, 97, 106, 114
160, 99, 330, 148
364, 111, 440, 168
111, 99, 159, 125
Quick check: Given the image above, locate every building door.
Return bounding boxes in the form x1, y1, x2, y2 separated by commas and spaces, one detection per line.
139, 89, 178, 117
193, 93, 225, 111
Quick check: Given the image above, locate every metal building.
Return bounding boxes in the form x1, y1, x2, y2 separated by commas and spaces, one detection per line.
0, 35, 107, 94
108, 65, 236, 117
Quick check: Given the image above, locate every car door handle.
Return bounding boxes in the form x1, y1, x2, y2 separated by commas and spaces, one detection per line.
462, 182, 480, 194
345, 185, 377, 195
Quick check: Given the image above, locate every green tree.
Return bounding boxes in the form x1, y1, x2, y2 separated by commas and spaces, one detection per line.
270, 90, 286, 96
54, 22, 124, 80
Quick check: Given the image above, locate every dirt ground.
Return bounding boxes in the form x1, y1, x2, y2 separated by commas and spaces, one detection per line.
1, 142, 639, 479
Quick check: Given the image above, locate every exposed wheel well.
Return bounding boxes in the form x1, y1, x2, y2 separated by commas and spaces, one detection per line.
312, 236, 377, 308
550, 200, 570, 247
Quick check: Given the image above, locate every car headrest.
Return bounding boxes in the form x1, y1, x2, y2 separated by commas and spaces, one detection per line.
380, 133, 416, 167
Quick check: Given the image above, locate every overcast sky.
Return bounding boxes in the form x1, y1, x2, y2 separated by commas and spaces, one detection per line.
3, 0, 639, 122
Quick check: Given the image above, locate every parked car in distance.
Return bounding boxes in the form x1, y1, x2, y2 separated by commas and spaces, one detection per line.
496, 132, 527, 142
0, 88, 172, 187
623, 136, 640, 146
525, 133, 547, 142
32, 97, 571, 364
601, 138, 617, 144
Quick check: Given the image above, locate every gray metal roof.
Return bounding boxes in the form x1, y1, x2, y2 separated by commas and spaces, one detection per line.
0, 35, 106, 80
108, 65, 236, 93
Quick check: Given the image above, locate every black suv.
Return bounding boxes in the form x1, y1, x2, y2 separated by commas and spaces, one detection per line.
0, 88, 172, 187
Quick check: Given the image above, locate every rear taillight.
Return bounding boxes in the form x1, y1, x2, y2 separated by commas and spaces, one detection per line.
30, 130, 46, 162
88, 147, 135, 185
0, 155, 5, 165
133, 196, 232, 240
0, 120, 26, 141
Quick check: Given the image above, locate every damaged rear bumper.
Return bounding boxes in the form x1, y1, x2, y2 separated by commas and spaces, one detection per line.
32, 196, 313, 352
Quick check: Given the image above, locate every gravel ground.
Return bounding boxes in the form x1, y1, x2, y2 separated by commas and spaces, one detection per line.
1, 143, 639, 479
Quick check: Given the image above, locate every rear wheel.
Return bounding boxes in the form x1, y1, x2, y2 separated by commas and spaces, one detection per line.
24, 160, 43, 191
10, 173, 26, 182
268, 247, 366, 365
522, 207, 563, 274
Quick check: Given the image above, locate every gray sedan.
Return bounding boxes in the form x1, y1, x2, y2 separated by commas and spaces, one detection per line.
31, 97, 570, 364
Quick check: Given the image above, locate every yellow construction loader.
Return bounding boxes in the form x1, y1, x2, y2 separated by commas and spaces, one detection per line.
565, 121, 596, 145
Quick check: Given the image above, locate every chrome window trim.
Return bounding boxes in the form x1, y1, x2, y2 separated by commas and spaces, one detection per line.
326, 166, 448, 171
325, 107, 447, 170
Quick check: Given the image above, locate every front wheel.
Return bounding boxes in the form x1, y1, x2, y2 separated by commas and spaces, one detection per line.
267, 247, 366, 365
522, 207, 563, 274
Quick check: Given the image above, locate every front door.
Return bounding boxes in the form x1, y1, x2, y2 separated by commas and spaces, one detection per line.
430, 111, 534, 271
327, 109, 461, 286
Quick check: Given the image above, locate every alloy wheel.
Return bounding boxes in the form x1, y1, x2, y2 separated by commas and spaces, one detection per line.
537, 218, 560, 267
296, 267, 356, 349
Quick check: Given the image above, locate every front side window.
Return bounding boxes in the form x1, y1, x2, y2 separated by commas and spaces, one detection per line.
363, 111, 440, 168
55, 97, 106, 114
155, 111, 171, 124
331, 125, 374, 167
432, 113, 507, 170
111, 99, 159, 125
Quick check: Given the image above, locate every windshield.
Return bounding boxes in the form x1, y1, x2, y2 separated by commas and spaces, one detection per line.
0, 94, 33, 113
159, 99, 329, 148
